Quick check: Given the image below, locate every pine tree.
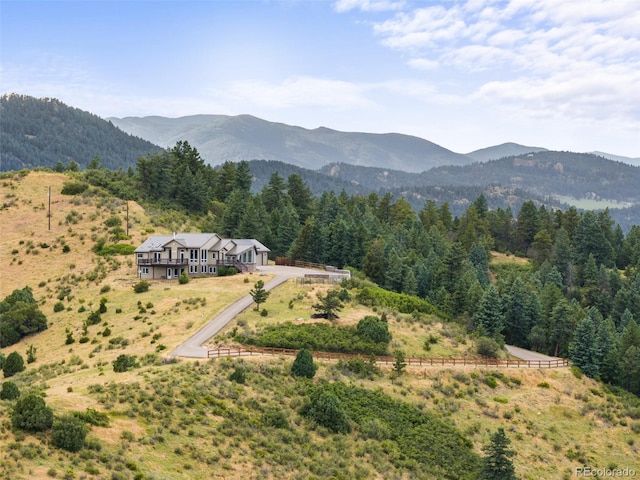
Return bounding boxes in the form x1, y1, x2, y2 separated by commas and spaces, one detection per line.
619, 345, 640, 395
249, 280, 270, 311
291, 349, 316, 378
479, 427, 518, 480
312, 290, 344, 321
569, 316, 601, 378
474, 285, 504, 340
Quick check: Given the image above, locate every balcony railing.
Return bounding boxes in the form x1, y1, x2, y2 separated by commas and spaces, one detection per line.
137, 258, 188, 266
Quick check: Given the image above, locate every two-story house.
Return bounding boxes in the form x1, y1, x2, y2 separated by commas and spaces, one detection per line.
134, 233, 270, 279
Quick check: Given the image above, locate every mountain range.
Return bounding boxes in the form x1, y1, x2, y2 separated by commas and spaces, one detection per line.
2, 94, 640, 229
109, 113, 640, 170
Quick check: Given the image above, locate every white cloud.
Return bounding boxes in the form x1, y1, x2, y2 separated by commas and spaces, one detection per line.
333, 0, 405, 13
344, 0, 640, 137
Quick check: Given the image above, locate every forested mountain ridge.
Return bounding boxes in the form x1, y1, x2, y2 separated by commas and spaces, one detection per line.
110, 113, 473, 172
320, 152, 640, 205
465, 142, 548, 162
0, 94, 164, 171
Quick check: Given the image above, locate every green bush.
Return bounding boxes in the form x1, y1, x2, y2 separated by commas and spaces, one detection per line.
11, 393, 54, 432
0, 381, 20, 400
356, 286, 445, 317
302, 390, 350, 433
261, 407, 289, 429
485, 376, 498, 389
133, 280, 150, 293
3, 351, 26, 378
291, 349, 317, 379
113, 354, 139, 372
0, 287, 48, 348
217, 266, 238, 276
53, 301, 65, 312
97, 244, 136, 256
336, 357, 381, 380
52, 414, 88, 452
356, 316, 391, 343
237, 322, 389, 355
178, 271, 190, 284
61, 181, 89, 195
72, 407, 110, 427
229, 367, 246, 384
86, 310, 101, 326
476, 336, 501, 358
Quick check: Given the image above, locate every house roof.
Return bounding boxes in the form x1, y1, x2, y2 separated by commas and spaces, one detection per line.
135, 233, 269, 253
135, 235, 173, 253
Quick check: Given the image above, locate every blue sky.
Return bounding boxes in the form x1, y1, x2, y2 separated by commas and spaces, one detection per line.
1, 0, 639, 157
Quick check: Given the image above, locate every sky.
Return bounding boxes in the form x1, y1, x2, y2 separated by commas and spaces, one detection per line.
1, 0, 639, 157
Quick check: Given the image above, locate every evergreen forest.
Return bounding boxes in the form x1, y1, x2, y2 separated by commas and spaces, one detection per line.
59, 141, 640, 397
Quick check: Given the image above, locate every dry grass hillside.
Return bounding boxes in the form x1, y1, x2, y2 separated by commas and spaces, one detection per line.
0, 171, 639, 480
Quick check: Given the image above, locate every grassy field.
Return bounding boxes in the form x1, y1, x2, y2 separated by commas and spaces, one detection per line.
1, 172, 639, 480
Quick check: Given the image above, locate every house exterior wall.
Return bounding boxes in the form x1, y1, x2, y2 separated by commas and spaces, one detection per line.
135, 233, 269, 279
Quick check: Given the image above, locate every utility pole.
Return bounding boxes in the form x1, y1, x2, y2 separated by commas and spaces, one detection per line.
48, 186, 51, 230
126, 201, 129, 236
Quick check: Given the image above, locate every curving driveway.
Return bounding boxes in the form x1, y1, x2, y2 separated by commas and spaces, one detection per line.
171, 265, 347, 358
171, 266, 562, 365
505, 345, 561, 362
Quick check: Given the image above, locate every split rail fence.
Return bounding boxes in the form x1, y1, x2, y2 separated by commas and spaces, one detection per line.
206, 346, 569, 368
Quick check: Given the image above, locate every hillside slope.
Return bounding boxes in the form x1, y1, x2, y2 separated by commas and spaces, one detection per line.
0, 94, 163, 171
0, 172, 639, 480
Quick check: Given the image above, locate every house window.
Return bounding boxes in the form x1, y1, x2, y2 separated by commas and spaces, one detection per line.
137, 253, 143, 258
209, 266, 216, 274
189, 265, 197, 274
201, 249, 207, 263
190, 249, 198, 261
140, 267, 149, 274
211, 252, 216, 260
201, 265, 206, 273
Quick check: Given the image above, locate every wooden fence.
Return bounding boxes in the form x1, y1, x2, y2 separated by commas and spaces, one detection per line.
206, 346, 570, 368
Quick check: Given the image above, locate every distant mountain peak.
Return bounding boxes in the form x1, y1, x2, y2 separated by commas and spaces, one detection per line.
110, 114, 473, 172
466, 143, 548, 162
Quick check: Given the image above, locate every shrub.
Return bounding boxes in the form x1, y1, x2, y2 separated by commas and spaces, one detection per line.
229, 367, 246, 384
336, 357, 381, 380
291, 349, 317, 379
303, 391, 351, 433
133, 280, 150, 293
356, 316, 391, 343
53, 301, 65, 312
72, 408, 110, 427
260, 309, 268, 317
62, 245, 71, 253
61, 181, 88, 195
86, 310, 101, 326
178, 271, 190, 284
0, 287, 48, 348
98, 244, 136, 256
113, 354, 139, 372
52, 414, 88, 452
0, 381, 20, 400
3, 351, 26, 378
485, 376, 498, 389
261, 407, 289, 429
11, 393, 54, 432
476, 336, 501, 358
26, 344, 37, 364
